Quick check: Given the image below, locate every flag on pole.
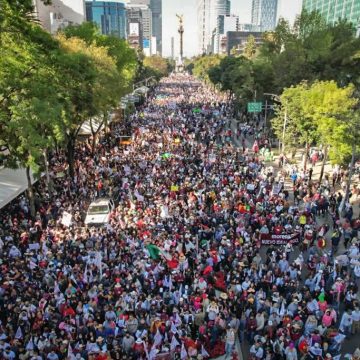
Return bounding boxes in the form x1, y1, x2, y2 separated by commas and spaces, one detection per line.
15, 326, 23, 339
70, 273, 78, 287
175, 312, 182, 326
68, 343, 76, 360
181, 342, 188, 360
333, 261, 337, 281
143, 341, 149, 360
26, 337, 34, 351
168, 275, 173, 291
29, 260, 37, 269
83, 265, 88, 284
280, 300, 286, 316
171, 322, 178, 334
149, 346, 159, 360
201, 345, 210, 358
54, 281, 60, 295
146, 244, 161, 260
153, 329, 163, 347
170, 335, 180, 350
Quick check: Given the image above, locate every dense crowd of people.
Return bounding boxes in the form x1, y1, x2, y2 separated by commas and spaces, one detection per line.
0, 73, 359, 360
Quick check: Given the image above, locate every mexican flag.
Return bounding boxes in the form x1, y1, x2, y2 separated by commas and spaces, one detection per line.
146, 244, 161, 260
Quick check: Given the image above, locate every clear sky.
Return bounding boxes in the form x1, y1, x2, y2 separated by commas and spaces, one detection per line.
162, 0, 303, 58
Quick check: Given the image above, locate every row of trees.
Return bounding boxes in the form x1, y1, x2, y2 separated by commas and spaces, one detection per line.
187, 9, 360, 203
272, 81, 358, 180
188, 10, 360, 107
0, 0, 171, 215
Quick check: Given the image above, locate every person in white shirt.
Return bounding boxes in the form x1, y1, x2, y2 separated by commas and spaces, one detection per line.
250, 341, 264, 359
352, 306, 360, 334
225, 326, 236, 358
339, 309, 353, 336
284, 342, 298, 360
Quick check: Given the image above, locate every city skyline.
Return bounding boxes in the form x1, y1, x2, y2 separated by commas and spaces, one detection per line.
163, 0, 302, 58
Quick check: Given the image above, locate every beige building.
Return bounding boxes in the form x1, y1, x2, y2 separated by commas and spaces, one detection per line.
33, 0, 86, 34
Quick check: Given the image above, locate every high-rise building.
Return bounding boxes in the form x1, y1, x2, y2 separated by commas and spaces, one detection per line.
126, 0, 153, 53
226, 31, 264, 55
238, 23, 261, 32
85, 1, 127, 38
213, 14, 238, 53
126, 6, 143, 50
150, 0, 162, 55
33, 0, 85, 33
197, 0, 230, 54
303, 0, 360, 27
251, 0, 278, 31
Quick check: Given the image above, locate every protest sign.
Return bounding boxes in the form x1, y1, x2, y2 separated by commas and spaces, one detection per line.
261, 233, 300, 246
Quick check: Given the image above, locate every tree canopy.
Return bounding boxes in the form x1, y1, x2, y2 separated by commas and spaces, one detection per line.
0, 6, 140, 214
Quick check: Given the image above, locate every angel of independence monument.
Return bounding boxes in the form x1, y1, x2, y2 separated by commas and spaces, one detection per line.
176, 14, 184, 72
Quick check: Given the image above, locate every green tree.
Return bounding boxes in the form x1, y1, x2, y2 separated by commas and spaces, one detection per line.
54, 36, 101, 176
257, 9, 360, 92
306, 81, 359, 206
192, 54, 222, 84
143, 55, 170, 79
62, 22, 137, 92
59, 23, 138, 157
272, 81, 358, 183
293, 9, 327, 41
243, 35, 258, 59
0, 22, 62, 215
272, 82, 319, 163
208, 56, 257, 106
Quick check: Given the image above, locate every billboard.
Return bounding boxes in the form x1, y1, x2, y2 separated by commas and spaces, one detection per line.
129, 22, 139, 37
143, 39, 150, 48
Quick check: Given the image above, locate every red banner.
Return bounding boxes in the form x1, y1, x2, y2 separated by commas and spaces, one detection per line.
261, 232, 300, 246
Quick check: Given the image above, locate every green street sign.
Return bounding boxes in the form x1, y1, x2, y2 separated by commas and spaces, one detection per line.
247, 102, 262, 113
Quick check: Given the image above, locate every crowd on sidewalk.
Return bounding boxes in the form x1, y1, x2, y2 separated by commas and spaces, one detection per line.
0, 73, 359, 360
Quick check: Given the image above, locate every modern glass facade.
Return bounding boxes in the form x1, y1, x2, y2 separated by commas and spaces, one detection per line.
197, 0, 230, 54
85, 1, 127, 38
150, 0, 162, 55
251, 0, 278, 31
303, 0, 360, 27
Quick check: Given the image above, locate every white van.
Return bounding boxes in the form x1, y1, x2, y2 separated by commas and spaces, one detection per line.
84, 198, 115, 227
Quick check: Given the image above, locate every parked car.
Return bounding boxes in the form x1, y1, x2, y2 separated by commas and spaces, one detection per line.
84, 198, 115, 227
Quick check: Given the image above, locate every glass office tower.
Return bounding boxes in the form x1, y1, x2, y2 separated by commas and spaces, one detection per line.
150, 0, 162, 55
85, 1, 127, 38
251, 0, 278, 31
303, 0, 360, 27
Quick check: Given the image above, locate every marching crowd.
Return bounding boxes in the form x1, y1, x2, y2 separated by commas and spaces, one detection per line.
0, 73, 360, 360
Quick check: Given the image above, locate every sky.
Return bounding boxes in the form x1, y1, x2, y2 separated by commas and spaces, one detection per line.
162, 0, 303, 58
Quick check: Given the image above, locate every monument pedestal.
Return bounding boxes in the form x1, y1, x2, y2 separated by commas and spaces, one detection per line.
176, 57, 184, 73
